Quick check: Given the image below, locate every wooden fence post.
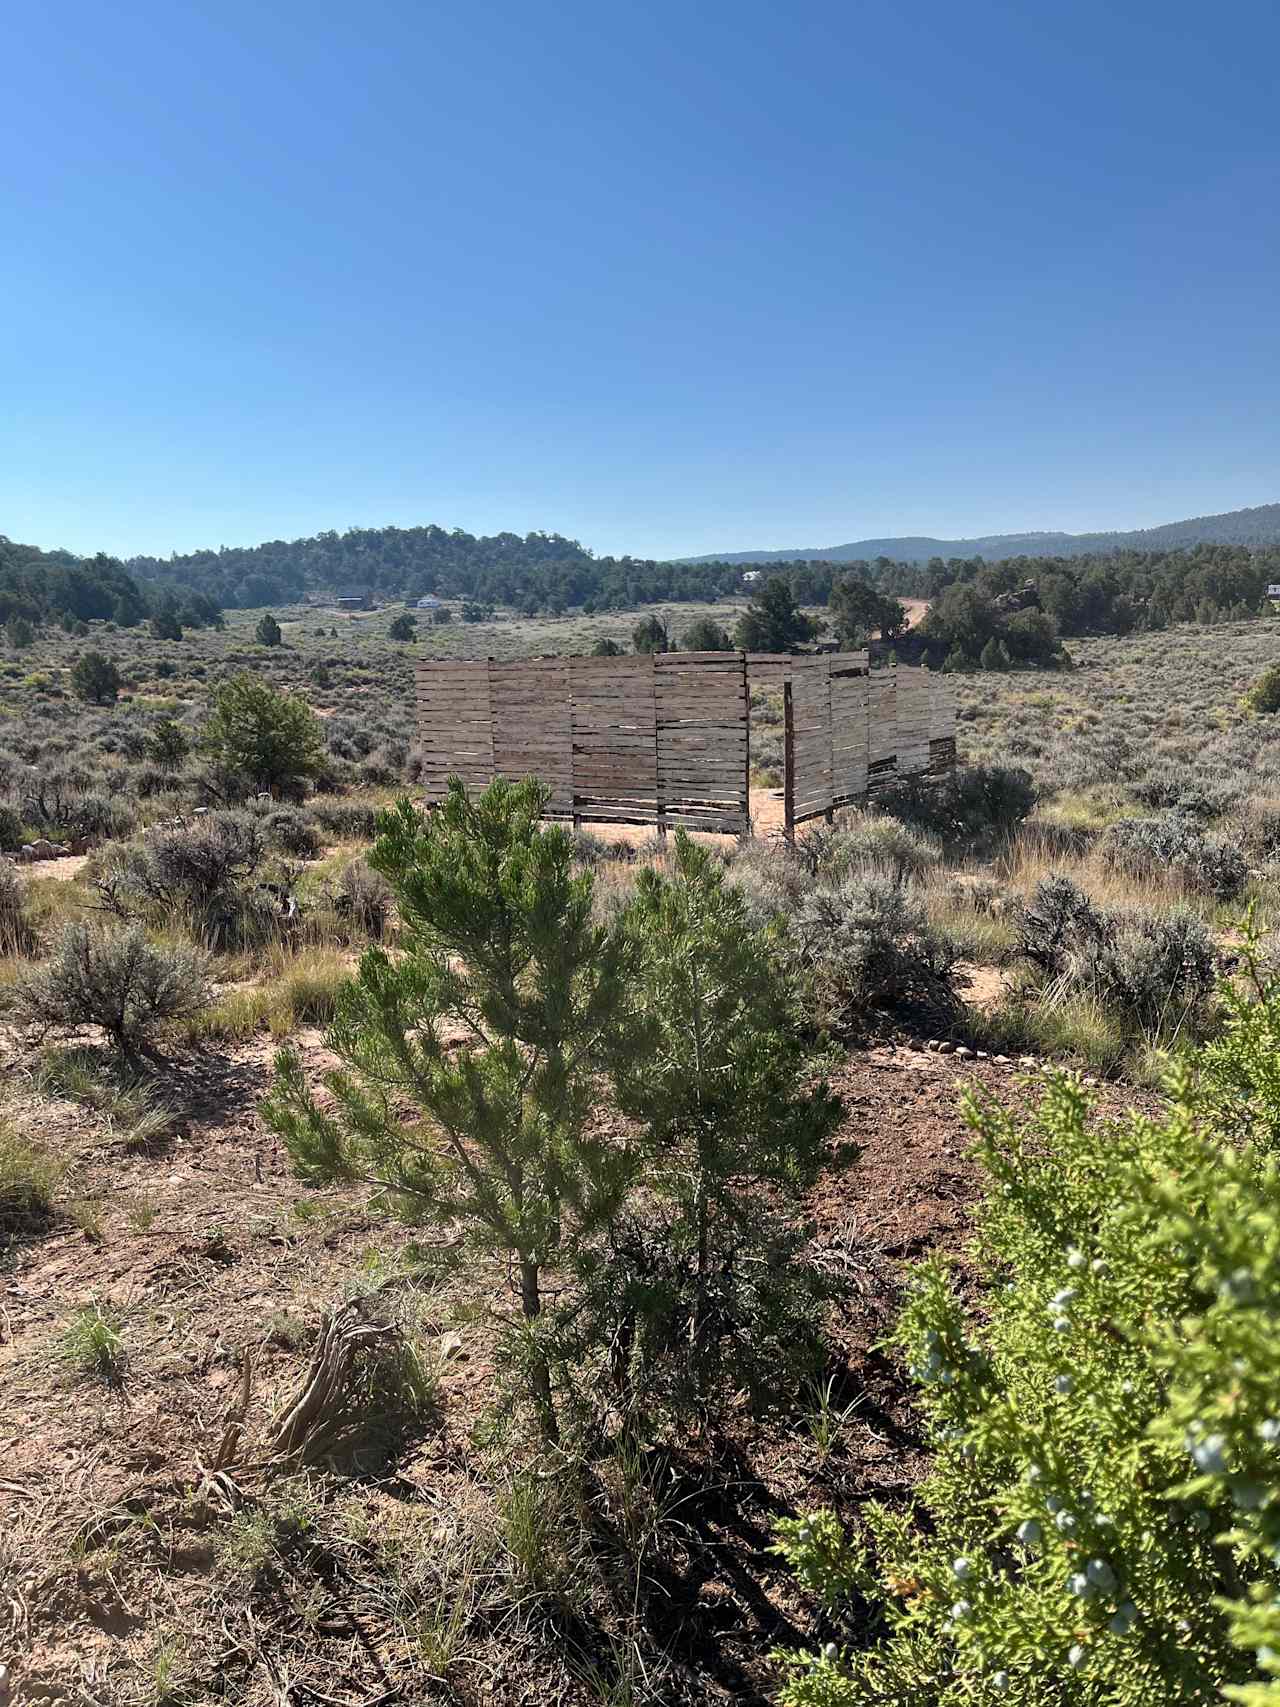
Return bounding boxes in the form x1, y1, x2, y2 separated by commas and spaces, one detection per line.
783, 679, 795, 844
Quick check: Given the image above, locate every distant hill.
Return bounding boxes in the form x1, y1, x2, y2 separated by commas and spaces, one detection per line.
676, 502, 1280, 566
122, 524, 764, 612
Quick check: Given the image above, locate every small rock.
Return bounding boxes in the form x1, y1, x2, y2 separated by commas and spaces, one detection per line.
995, 1054, 1011, 1064
1019, 1055, 1037, 1067
27, 839, 57, 860
1083, 1075, 1099, 1087
955, 1046, 975, 1061
439, 1331, 465, 1361
976, 1050, 989, 1060
926, 1039, 940, 1052
938, 1041, 955, 1054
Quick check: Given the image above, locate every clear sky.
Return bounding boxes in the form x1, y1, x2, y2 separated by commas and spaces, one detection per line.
4, 0, 1279, 563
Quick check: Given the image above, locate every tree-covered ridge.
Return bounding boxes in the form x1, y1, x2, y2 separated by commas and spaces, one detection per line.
911, 541, 1280, 671
0, 536, 221, 631
125, 523, 760, 612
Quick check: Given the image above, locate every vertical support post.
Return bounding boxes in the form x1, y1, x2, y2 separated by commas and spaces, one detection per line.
783, 678, 795, 844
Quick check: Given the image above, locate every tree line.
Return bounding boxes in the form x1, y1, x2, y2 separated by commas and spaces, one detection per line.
0, 537, 223, 635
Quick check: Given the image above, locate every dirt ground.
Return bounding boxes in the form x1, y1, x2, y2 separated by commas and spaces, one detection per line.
0, 1014, 1149, 1706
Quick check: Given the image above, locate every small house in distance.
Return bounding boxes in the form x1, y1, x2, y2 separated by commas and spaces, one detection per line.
1267, 583, 1280, 600
336, 590, 373, 611
415, 594, 445, 610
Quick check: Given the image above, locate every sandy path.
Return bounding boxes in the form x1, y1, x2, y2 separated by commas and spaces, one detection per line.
23, 854, 90, 882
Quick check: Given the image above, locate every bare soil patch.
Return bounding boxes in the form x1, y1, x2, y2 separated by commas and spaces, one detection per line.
0, 1030, 1150, 1705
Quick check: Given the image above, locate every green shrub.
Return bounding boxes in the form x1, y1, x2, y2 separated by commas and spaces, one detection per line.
775, 952, 1280, 1704
262, 779, 639, 1442
255, 613, 283, 647
99, 813, 278, 949
817, 815, 944, 884
1244, 662, 1280, 714
631, 614, 671, 654
71, 652, 121, 705
12, 924, 211, 1056
1102, 814, 1247, 902
147, 718, 190, 766
681, 617, 733, 651
584, 835, 843, 1428
790, 872, 961, 1032
879, 764, 1036, 852
200, 672, 324, 798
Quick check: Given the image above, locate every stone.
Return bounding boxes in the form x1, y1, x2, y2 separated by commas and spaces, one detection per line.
995, 1054, 1011, 1064
938, 1041, 955, 1055
27, 839, 57, 860
955, 1046, 975, 1061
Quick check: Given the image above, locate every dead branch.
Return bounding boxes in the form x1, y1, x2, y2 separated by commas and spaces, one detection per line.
264, 1299, 400, 1466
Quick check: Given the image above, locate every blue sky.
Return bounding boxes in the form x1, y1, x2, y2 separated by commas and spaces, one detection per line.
4, 0, 1279, 562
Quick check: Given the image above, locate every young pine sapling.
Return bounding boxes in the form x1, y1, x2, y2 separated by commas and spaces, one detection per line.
262, 778, 637, 1441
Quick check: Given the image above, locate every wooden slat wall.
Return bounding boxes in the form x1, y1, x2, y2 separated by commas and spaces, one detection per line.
568, 654, 660, 825
830, 663, 869, 806
415, 661, 494, 801
896, 666, 932, 776
491, 659, 572, 814
654, 652, 749, 831
414, 655, 952, 832
929, 669, 956, 741
788, 657, 833, 824
867, 670, 898, 779
415, 654, 749, 833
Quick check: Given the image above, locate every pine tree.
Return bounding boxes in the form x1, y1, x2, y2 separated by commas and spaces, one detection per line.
71, 651, 121, 704
592, 834, 844, 1426
734, 576, 821, 652
255, 612, 283, 647
261, 778, 639, 1441
200, 671, 324, 796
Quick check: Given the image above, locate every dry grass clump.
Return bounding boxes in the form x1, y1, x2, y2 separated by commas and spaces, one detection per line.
0, 1123, 64, 1232
182, 946, 351, 1042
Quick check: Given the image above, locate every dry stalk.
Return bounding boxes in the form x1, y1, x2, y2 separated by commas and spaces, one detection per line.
264, 1298, 401, 1466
